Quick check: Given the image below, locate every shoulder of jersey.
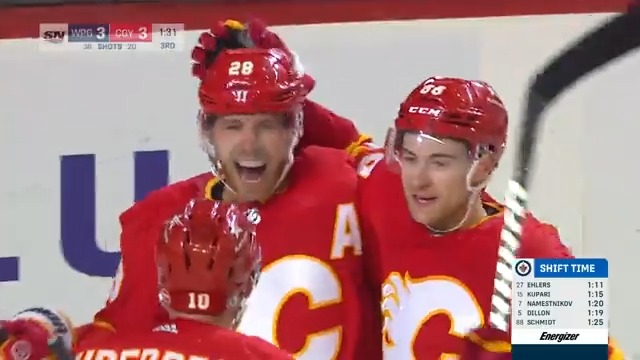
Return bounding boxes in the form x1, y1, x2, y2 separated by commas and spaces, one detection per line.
520, 214, 567, 253
244, 336, 295, 359
521, 212, 559, 237
479, 210, 568, 256
354, 145, 391, 182
118, 172, 213, 226
351, 142, 383, 164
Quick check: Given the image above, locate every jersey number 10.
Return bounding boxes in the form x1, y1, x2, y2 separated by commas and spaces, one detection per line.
188, 292, 211, 310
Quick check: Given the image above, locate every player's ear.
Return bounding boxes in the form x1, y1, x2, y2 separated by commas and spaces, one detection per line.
482, 152, 499, 174
468, 150, 496, 187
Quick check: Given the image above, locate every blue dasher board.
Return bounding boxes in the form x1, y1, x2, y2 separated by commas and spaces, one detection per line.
512, 258, 609, 360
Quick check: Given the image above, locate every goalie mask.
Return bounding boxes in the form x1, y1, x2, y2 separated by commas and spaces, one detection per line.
197, 48, 310, 202
385, 76, 508, 233
156, 199, 261, 327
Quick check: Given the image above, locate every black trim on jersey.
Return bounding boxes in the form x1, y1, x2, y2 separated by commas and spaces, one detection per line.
210, 180, 225, 200
484, 203, 501, 216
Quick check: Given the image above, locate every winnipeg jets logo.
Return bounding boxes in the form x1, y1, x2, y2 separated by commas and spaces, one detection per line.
515, 260, 532, 276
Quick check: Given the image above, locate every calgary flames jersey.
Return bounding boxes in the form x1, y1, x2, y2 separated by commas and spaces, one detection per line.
206, 146, 379, 360
91, 146, 379, 360
355, 151, 574, 360
75, 318, 293, 360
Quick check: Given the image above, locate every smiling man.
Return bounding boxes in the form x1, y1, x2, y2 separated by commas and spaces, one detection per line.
355, 76, 585, 359
200, 109, 297, 203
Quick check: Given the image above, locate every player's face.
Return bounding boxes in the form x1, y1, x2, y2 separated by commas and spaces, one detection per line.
208, 113, 294, 201
398, 133, 472, 230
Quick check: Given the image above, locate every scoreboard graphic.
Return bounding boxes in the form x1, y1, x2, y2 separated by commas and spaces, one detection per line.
512, 258, 609, 360
39, 23, 184, 51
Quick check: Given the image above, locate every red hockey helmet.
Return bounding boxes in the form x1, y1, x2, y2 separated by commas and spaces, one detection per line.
386, 76, 508, 165
197, 48, 311, 190
198, 47, 310, 115
156, 199, 261, 317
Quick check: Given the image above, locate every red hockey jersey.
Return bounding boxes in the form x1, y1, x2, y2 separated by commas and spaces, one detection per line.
90, 146, 380, 360
76, 318, 293, 360
356, 155, 573, 360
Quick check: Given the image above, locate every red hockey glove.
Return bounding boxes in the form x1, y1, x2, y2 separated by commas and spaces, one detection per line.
191, 19, 252, 80
244, 18, 290, 52
460, 326, 511, 360
191, 19, 315, 89
0, 308, 73, 360
244, 19, 315, 90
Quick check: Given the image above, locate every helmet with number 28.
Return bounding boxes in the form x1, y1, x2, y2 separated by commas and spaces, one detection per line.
385, 76, 508, 233
198, 48, 311, 202
156, 198, 262, 328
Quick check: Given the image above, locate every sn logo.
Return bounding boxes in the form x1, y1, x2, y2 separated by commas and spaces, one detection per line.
42, 30, 66, 44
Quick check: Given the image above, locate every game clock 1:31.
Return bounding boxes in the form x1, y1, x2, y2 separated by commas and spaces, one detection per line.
159, 28, 178, 37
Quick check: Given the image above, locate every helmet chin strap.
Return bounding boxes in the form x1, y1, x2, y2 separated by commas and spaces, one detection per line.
426, 159, 491, 234
209, 159, 238, 196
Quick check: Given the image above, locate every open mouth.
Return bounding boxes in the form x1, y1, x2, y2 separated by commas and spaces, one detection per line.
235, 161, 267, 183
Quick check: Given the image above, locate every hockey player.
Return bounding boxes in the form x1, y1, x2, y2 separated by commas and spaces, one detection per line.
76, 43, 379, 359
0, 199, 295, 360
354, 76, 626, 359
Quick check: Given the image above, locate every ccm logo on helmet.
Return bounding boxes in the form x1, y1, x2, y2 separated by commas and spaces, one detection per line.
408, 106, 442, 116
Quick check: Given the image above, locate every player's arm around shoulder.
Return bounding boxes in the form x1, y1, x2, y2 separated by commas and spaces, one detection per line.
91, 174, 211, 332
298, 99, 372, 152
